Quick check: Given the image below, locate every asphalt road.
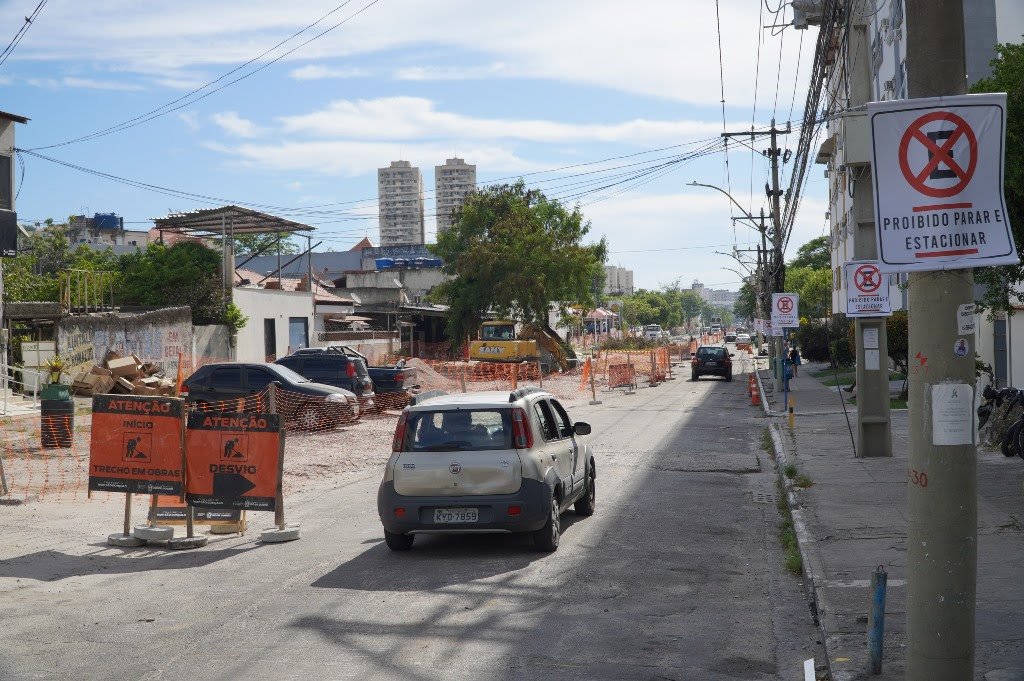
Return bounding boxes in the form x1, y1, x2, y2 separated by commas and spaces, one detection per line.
1, 357, 824, 680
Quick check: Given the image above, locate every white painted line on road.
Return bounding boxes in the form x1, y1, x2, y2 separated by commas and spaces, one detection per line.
804, 657, 816, 681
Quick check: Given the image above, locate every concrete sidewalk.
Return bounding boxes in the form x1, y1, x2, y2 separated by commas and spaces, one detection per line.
759, 363, 1024, 681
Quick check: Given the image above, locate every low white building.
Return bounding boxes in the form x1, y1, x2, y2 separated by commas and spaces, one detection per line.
232, 286, 316, 362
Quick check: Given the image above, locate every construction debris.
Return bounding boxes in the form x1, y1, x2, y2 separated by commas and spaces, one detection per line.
71, 352, 177, 397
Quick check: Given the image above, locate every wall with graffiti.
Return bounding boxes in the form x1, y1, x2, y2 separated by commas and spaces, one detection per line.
57, 307, 193, 376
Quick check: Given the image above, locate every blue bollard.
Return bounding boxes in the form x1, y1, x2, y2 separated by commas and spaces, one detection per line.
867, 565, 888, 674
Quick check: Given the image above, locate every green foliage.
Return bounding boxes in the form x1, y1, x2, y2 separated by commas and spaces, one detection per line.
886, 309, 909, 374
788, 235, 830, 270
1, 230, 119, 303
702, 301, 734, 327
232, 232, 300, 256
970, 40, 1024, 311
733, 281, 757, 321
679, 289, 704, 323
785, 266, 832, 319
622, 288, 683, 329
794, 320, 831, 362
118, 242, 227, 325
223, 302, 249, 335
430, 181, 607, 344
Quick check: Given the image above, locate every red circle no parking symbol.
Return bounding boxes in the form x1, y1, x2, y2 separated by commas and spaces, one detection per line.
898, 111, 978, 198
776, 297, 793, 314
853, 264, 882, 294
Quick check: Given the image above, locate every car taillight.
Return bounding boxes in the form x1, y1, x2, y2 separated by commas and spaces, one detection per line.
512, 407, 533, 449
394, 372, 405, 382
346, 363, 357, 378
691, 357, 698, 365
179, 384, 189, 396
392, 411, 409, 452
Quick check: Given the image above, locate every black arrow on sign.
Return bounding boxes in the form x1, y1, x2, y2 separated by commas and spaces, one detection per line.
213, 472, 256, 500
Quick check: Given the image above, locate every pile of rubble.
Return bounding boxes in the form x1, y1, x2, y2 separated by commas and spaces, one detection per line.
71, 351, 177, 397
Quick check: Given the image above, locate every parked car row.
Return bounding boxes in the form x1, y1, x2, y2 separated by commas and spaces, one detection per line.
181, 347, 419, 430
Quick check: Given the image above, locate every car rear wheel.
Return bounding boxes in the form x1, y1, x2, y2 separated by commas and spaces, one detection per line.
384, 529, 414, 551
533, 494, 561, 552
691, 371, 699, 381
575, 470, 596, 516
725, 373, 732, 382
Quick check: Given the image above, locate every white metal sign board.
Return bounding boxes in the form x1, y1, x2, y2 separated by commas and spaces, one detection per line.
771, 293, 799, 328
844, 261, 892, 317
869, 93, 1018, 271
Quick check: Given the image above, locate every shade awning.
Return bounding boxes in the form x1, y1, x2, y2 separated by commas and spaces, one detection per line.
152, 205, 314, 236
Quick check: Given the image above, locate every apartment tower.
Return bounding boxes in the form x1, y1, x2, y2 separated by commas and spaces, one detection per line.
377, 160, 425, 246
434, 157, 477, 235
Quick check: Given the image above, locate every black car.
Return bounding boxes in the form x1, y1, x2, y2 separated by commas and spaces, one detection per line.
181, 362, 359, 429
276, 349, 376, 411
691, 345, 733, 381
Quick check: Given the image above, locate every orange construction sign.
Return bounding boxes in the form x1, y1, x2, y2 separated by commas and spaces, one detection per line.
89, 395, 185, 495
185, 412, 282, 511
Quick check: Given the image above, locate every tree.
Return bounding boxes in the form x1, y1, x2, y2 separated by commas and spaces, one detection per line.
886, 309, 909, 375
232, 232, 300, 257
118, 242, 228, 325
733, 281, 757, 321
430, 181, 607, 344
970, 39, 1024, 311
788, 235, 830, 270
679, 290, 704, 327
621, 297, 658, 328
785, 266, 832, 319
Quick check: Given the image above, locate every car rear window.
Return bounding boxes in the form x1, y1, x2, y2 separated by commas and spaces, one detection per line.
404, 409, 512, 451
697, 347, 727, 358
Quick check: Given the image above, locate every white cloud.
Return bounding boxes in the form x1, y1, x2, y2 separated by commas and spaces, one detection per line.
177, 111, 200, 131
279, 96, 731, 145
211, 111, 267, 138
393, 62, 508, 81
289, 64, 368, 80
25, 76, 143, 91
206, 139, 538, 176
0, 0, 812, 107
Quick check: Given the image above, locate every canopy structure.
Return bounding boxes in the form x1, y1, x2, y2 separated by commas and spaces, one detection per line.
151, 205, 313, 237
152, 205, 316, 307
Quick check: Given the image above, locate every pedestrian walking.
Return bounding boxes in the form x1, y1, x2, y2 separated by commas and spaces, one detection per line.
789, 345, 801, 378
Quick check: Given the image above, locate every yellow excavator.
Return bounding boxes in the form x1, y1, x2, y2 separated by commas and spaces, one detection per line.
469, 321, 576, 371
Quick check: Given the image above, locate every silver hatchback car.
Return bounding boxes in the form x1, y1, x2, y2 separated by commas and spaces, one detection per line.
378, 387, 596, 552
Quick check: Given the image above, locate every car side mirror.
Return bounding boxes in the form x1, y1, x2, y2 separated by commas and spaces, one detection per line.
573, 422, 592, 436
730, 353, 736, 357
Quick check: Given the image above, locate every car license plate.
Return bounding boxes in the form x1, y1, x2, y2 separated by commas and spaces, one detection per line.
433, 508, 478, 523
707, 361, 719, 366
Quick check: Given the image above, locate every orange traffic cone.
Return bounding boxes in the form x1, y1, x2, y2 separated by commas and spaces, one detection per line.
750, 382, 761, 406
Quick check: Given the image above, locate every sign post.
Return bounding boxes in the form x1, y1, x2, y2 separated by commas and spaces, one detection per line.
89, 395, 186, 546
771, 293, 799, 386
845, 260, 894, 458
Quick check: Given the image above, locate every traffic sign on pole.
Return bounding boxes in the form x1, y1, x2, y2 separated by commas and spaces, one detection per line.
869, 93, 1018, 271
771, 293, 799, 328
845, 261, 893, 317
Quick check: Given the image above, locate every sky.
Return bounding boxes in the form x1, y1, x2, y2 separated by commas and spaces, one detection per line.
1, 0, 841, 292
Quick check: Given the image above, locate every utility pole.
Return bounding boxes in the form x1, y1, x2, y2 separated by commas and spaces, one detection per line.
849, 2, 892, 458
904, 1, 976, 678
721, 121, 789, 384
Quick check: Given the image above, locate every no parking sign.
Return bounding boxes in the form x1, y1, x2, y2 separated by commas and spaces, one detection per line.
845, 260, 892, 317
869, 93, 1018, 271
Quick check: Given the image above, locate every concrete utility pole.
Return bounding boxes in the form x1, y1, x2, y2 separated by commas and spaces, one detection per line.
849, 2, 892, 458
904, 1, 977, 678
718, 122, 790, 382
767, 120, 787, 385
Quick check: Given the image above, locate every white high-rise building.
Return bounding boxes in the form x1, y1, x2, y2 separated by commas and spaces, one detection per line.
378, 160, 425, 246
434, 157, 476, 234
604, 266, 635, 296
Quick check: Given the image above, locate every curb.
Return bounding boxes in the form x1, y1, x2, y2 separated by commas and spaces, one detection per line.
755, 366, 835, 681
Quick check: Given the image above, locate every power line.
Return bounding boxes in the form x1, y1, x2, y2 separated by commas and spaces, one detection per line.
27, 0, 382, 150
0, 0, 47, 69
713, 0, 735, 223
